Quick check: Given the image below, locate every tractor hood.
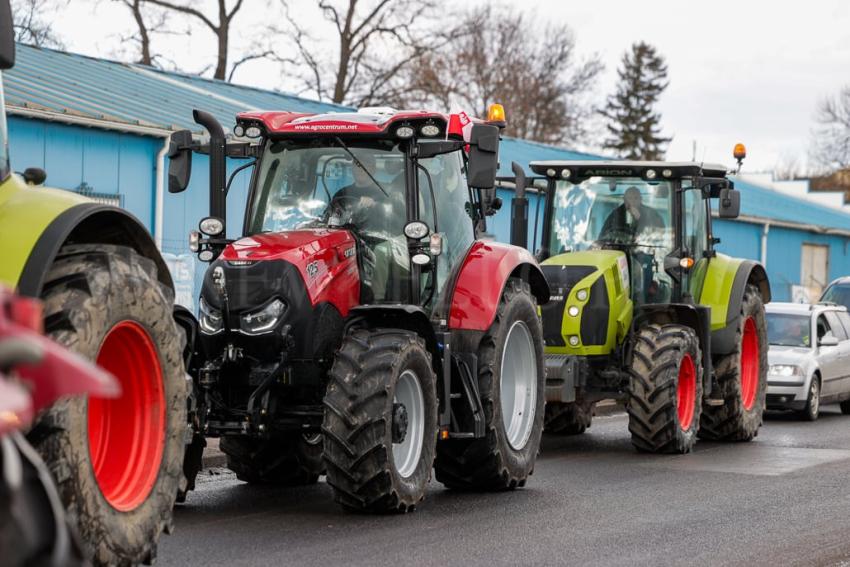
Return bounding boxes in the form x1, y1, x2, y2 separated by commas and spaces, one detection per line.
539, 250, 633, 355
220, 229, 355, 264
205, 228, 360, 317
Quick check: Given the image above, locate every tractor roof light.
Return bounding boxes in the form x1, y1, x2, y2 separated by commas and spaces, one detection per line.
420, 124, 441, 137
487, 103, 506, 123
233, 124, 245, 137
244, 125, 263, 138
546, 168, 557, 178
561, 169, 571, 179
396, 125, 415, 139
662, 169, 673, 178
645, 169, 657, 180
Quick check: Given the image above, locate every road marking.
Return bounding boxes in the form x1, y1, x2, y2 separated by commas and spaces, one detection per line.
642, 445, 850, 476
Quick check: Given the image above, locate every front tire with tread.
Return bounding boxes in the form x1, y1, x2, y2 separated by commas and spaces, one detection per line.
31, 244, 186, 566
435, 279, 545, 490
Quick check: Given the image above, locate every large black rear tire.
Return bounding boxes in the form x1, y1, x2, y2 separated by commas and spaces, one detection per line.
323, 329, 437, 513
628, 324, 703, 454
544, 401, 594, 435
435, 279, 545, 490
31, 244, 186, 566
699, 284, 767, 441
220, 434, 324, 485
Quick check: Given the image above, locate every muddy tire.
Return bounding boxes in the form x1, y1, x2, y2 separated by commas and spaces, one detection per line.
544, 401, 594, 435
627, 324, 703, 454
323, 329, 437, 513
699, 284, 767, 441
30, 244, 186, 566
435, 279, 545, 490
220, 434, 324, 485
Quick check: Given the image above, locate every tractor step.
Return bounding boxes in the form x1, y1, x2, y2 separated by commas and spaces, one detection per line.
704, 398, 725, 407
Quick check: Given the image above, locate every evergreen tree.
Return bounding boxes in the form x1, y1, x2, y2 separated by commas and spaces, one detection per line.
602, 42, 671, 160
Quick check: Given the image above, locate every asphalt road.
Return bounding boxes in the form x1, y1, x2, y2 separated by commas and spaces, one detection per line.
159, 406, 850, 567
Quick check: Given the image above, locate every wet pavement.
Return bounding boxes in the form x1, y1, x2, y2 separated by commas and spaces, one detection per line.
160, 405, 850, 567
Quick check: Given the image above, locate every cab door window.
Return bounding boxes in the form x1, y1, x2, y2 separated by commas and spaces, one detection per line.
824, 311, 848, 341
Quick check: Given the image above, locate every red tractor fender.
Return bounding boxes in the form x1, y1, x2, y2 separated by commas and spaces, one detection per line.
448, 241, 549, 331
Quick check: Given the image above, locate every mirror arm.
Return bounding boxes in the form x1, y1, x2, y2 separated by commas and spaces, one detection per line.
225, 159, 257, 196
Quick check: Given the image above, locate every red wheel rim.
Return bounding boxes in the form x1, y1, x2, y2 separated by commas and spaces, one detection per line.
740, 317, 759, 410
677, 353, 697, 431
88, 321, 165, 512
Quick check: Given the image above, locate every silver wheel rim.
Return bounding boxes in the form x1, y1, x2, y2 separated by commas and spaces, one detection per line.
500, 320, 537, 450
393, 369, 424, 478
811, 380, 820, 416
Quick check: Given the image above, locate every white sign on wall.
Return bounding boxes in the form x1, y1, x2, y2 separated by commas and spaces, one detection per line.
162, 253, 196, 312
791, 285, 812, 304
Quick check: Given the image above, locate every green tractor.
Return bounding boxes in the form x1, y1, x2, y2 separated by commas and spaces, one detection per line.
508, 155, 770, 453
0, 5, 187, 565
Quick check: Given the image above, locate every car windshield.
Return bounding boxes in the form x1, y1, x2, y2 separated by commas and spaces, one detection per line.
766, 312, 811, 347
548, 177, 673, 254
246, 139, 406, 238
821, 284, 850, 311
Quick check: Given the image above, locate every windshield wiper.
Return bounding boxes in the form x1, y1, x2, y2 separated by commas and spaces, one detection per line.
332, 136, 389, 197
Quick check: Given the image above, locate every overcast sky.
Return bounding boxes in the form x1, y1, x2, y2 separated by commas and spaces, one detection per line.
49, 0, 850, 173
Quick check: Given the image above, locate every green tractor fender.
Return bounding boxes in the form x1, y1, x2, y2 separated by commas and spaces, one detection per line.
698, 254, 770, 355
0, 175, 173, 296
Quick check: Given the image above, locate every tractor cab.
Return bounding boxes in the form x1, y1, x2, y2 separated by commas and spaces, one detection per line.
528, 160, 740, 308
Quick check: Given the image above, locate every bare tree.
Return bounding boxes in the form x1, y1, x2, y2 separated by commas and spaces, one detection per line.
112, 0, 178, 66
811, 85, 850, 173
271, 0, 451, 107
12, 0, 66, 48
402, 5, 603, 146
142, 0, 246, 80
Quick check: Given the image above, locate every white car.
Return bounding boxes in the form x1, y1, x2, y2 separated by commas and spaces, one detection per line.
765, 302, 850, 420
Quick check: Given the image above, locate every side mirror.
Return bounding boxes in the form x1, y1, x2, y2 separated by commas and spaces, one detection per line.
22, 167, 46, 185
0, 1, 15, 70
819, 334, 839, 347
467, 123, 499, 190
168, 130, 193, 193
718, 188, 740, 219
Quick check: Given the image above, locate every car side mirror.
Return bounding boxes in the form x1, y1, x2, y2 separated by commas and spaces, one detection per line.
718, 188, 740, 219
467, 123, 499, 190
819, 334, 839, 347
168, 129, 193, 193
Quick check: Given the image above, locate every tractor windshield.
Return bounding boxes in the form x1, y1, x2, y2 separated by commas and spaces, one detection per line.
247, 139, 406, 237
548, 177, 674, 304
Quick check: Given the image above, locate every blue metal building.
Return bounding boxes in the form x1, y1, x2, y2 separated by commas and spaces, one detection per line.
6, 44, 850, 306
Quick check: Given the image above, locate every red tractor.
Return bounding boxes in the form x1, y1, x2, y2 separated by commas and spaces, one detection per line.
169, 105, 549, 512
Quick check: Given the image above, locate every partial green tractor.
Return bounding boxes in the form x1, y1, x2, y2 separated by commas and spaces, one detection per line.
0, 7, 187, 565
509, 157, 770, 453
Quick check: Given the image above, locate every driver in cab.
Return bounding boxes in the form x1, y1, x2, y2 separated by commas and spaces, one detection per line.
599, 186, 665, 244
327, 152, 406, 302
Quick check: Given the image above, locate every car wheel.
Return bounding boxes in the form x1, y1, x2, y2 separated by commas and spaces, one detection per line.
800, 375, 820, 422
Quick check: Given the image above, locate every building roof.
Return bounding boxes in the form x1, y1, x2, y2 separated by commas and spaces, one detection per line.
3, 44, 346, 135
6, 42, 850, 233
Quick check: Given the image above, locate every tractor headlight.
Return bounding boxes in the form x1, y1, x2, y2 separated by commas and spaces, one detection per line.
199, 297, 223, 334
404, 221, 429, 239
199, 216, 224, 236
568, 335, 580, 347
769, 364, 802, 377
240, 299, 286, 335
